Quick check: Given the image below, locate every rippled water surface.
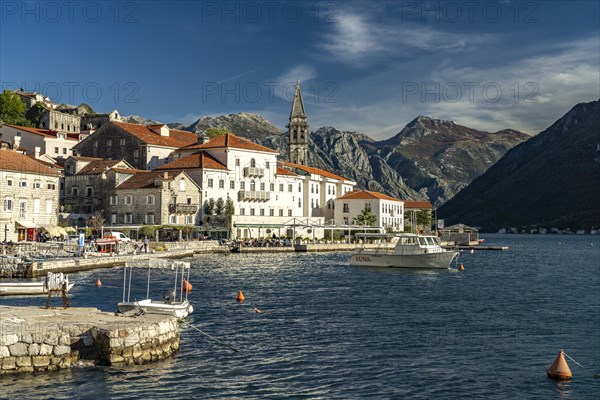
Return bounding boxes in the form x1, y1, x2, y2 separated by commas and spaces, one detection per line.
1, 234, 599, 399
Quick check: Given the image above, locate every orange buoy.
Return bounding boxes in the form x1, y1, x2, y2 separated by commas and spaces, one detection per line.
458, 264, 465, 271
182, 279, 193, 292
236, 290, 245, 302
95, 277, 102, 288
547, 350, 572, 380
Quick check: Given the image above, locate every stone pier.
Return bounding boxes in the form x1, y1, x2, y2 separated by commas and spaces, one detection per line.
0, 306, 179, 374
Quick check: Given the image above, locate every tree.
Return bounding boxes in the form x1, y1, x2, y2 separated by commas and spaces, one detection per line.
204, 127, 229, 140
224, 198, 235, 238
0, 90, 33, 126
353, 208, 377, 227
87, 210, 105, 236
25, 102, 48, 127
215, 197, 225, 215
204, 198, 215, 215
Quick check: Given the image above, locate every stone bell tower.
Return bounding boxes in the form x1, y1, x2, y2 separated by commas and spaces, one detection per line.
288, 81, 309, 165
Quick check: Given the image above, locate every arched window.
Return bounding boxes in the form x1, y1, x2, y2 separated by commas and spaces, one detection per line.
250, 158, 256, 168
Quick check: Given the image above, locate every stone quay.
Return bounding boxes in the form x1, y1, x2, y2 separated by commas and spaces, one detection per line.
0, 306, 179, 374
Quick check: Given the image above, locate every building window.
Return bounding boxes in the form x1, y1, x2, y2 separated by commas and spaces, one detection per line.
260, 209, 265, 216
145, 214, 155, 224
120, 138, 126, 146
219, 179, 225, 189
86, 187, 93, 197
332, 187, 335, 195
47, 183, 56, 190
270, 183, 274, 191
207, 178, 213, 188
250, 158, 256, 168
311, 184, 314, 194
4, 198, 13, 211
288, 184, 292, 192
94, 141, 98, 150
19, 181, 27, 188
33, 181, 41, 189
230, 181, 235, 189
235, 158, 240, 167
124, 214, 133, 223
279, 183, 284, 192
185, 215, 193, 224
288, 210, 292, 216
311, 199, 314, 208
250, 208, 255, 216
179, 178, 185, 191
107, 139, 112, 148
111, 214, 117, 223
72, 187, 78, 196
298, 183, 302, 192
343, 217, 349, 225
269, 209, 274, 216
147, 195, 155, 205
240, 181, 245, 190
240, 208, 245, 216
260, 182, 265, 191
55, 147, 59, 154
61, 123, 64, 130
343, 203, 350, 213
125, 195, 133, 205
46, 200, 52, 215
7, 180, 12, 186
134, 149, 139, 160
265, 161, 270, 169
364, 203, 371, 212
250, 180, 256, 191
279, 209, 283, 216
298, 199, 301, 207
19, 201, 26, 218
110, 195, 118, 205
316, 185, 319, 193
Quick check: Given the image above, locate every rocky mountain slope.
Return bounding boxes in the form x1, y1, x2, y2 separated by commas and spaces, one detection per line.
438, 100, 600, 231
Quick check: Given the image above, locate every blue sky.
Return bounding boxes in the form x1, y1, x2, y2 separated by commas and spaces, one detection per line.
1, 1, 598, 139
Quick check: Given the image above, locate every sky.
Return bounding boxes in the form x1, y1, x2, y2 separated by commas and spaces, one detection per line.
1, 0, 599, 140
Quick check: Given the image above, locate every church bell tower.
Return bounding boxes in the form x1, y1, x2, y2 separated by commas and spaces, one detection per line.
288, 81, 309, 165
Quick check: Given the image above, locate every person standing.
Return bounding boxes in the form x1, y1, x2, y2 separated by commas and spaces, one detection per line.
143, 236, 149, 253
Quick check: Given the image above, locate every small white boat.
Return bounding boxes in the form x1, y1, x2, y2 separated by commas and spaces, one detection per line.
117, 260, 193, 320
349, 233, 459, 269
0, 272, 74, 296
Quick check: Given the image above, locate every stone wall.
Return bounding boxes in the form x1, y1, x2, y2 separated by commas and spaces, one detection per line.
0, 306, 179, 374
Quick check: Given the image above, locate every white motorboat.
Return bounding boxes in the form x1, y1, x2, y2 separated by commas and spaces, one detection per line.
117, 259, 194, 320
349, 233, 459, 269
0, 272, 74, 296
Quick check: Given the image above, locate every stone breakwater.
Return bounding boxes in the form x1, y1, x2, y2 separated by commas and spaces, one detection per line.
0, 306, 179, 374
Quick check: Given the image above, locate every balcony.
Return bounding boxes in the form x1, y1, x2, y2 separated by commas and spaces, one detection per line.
168, 203, 198, 214
243, 167, 264, 177
238, 190, 270, 202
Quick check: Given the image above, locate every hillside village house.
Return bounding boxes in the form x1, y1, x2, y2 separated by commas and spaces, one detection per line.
0, 145, 61, 242
334, 190, 404, 232
72, 122, 198, 170
0, 124, 83, 162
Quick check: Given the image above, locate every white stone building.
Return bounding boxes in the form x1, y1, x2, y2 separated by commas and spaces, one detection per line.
0, 124, 83, 162
334, 190, 404, 232
0, 146, 61, 242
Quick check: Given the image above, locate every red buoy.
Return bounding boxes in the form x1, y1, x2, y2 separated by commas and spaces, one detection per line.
95, 277, 102, 288
182, 279, 193, 292
547, 350, 572, 380
236, 290, 245, 302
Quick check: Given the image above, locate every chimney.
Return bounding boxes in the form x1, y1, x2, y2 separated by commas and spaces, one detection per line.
34, 146, 41, 159
12, 135, 21, 148
163, 171, 169, 180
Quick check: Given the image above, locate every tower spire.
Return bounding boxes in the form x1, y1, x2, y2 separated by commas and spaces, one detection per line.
288, 82, 309, 165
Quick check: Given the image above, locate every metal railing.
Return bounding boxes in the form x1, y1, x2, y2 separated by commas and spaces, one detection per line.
243, 167, 264, 177
238, 190, 270, 202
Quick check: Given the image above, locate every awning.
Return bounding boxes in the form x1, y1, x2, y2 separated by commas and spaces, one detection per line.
56, 226, 68, 237
15, 221, 40, 229
41, 225, 61, 237
64, 227, 77, 233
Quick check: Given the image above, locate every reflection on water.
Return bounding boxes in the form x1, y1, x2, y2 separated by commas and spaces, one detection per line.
1, 235, 599, 399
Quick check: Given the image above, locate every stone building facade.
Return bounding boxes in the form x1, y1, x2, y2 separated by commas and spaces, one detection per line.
80, 110, 122, 133
0, 148, 61, 242
72, 122, 198, 170
39, 110, 81, 134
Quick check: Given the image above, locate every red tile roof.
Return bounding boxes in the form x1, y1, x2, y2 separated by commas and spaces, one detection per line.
112, 122, 198, 148
3, 124, 64, 139
276, 166, 297, 176
116, 171, 173, 189
25, 155, 63, 170
0, 148, 61, 176
403, 200, 433, 209
76, 159, 123, 175
155, 151, 227, 171
183, 132, 277, 153
111, 167, 144, 174
338, 190, 400, 202
70, 155, 103, 161
280, 161, 350, 181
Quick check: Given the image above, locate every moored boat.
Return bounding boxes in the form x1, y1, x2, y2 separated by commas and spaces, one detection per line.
349, 233, 459, 269
0, 272, 74, 296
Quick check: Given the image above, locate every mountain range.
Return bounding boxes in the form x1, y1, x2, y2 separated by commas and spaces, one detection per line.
438, 100, 600, 231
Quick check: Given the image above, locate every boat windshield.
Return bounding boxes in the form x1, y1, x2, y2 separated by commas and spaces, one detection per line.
425, 237, 439, 246
417, 237, 428, 246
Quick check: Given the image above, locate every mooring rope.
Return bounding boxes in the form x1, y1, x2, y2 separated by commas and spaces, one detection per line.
180, 320, 240, 353
562, 351, 585, 369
